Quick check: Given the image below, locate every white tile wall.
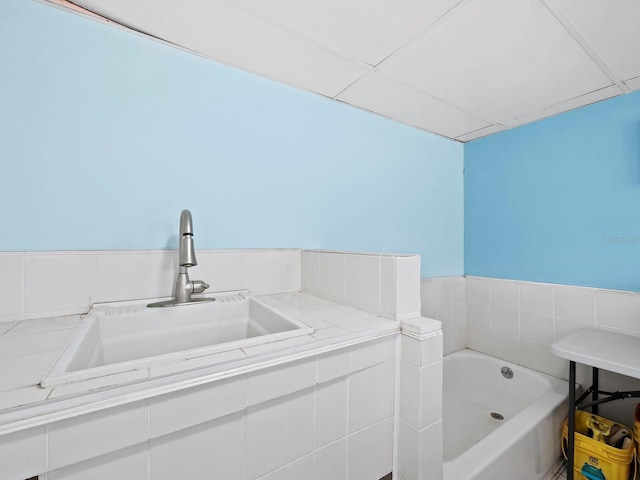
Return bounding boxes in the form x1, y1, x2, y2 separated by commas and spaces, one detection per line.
398, 419, 420, 480
25, 253, 98, 317
401, 333, 443, 367
49, 444, 149, 480
420, 420, 443, 480
149, 376, 246, 438
396, 256, 421, 318
193, 250, 244, 293
246, 389, 320, 478
461, 276, 640, 381
149, 413, 245, 480
346, 253, 380, 312
420, 276, 466, 355
347, 418, 394, 480
94, 252, 176, 303
242, 249, 301, 294
0, 426, 46, 479
48, 401, 150, 470
520, 282, 554, 316
0, 249, 302, 321
318, 252, 346, 302
380, 255, 396, 316
314, 439, 347, 480
317, 348, 350, 383
300, 250, 320, 294
0, 255, 23, 322
554, 285, 595, 323
259, 454, 314, 480
247, 357, 316, 406
596, 290, 640, 334
303, 250, 421, 320
350, 335, 396, 372
1, 248, 422, 324
398, 418, 443, 480
315, 378, 348, 447
348, 361, 396, 433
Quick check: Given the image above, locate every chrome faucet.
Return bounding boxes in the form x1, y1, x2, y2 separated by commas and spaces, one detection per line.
148, 209, 213, 307
175, 209, 209, 303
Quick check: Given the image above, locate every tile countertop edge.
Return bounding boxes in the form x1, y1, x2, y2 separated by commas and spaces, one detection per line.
0, 322, 399, 436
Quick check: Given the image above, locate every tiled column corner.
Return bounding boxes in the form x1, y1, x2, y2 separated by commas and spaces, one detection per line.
395, 256, 421, 320
398, 319, 443, 480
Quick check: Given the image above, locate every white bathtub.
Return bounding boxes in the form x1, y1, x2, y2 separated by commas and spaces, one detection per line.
443, 350, 568, 480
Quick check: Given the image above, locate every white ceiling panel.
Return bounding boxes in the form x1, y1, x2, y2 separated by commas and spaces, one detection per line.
225, 0, 463, 66
59, 0, 639, 141
73, 0, 371, 98
378, 0, 612, 123
337, 72, 491, 138
501, 85, 622, 128
554, 0, 640, 81
625, 76, 640, 91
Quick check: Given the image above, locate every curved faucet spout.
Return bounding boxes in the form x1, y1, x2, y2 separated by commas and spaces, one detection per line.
179, 209, 197, 267
180, 209, 194, 236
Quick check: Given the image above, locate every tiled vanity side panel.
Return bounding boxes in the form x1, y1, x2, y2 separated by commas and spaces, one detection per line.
0, 425, 46, 479
1, 334, 397, 480
302, 249, 421, 320
48, 400, 150, 471
420, 277, 466, 355
0, 249, 301, 320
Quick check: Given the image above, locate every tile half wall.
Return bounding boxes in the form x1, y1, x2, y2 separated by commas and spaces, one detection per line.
422, 276, 640, 375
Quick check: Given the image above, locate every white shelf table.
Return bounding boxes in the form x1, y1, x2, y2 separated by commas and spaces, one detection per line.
552, 329, 640, 480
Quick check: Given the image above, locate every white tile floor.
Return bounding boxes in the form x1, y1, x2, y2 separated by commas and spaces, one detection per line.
546, 461, 567, 480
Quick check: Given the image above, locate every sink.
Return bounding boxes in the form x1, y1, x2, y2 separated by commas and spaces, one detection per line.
41, 292, 313, 387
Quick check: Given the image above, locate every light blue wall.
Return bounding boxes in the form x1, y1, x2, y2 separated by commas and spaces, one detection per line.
0, 0, 464, 277
465, 90, 640, 291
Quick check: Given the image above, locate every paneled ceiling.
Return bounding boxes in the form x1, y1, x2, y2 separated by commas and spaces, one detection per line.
64, 0, 640, 141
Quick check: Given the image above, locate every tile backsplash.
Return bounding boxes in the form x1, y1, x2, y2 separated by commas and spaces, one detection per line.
421, 275, 640, 380
420, 276, 466, 355
0, 249, 301, 322
1, 248, 422, 323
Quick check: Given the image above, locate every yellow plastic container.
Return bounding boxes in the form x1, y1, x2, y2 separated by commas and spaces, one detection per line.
562, 410, 635, 480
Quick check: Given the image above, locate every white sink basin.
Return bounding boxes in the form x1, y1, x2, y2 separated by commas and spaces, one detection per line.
41, 292, 312, 387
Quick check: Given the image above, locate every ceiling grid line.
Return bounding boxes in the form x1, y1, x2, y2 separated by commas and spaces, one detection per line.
540, 0, 630, 93
371, 0, 473, 71
216, 0, 376, 72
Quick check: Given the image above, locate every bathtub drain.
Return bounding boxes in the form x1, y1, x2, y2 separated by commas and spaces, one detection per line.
490, 412, 504, 421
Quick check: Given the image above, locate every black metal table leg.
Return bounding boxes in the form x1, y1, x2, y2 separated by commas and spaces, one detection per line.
568, 361, 576, 480
592, 367, 599, 415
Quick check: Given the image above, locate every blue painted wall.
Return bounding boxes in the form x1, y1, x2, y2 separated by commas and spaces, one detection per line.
0, 0, 464, 277
465, 90, 640, 291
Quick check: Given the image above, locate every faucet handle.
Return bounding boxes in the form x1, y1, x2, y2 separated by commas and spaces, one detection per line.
191, 280, 209, 294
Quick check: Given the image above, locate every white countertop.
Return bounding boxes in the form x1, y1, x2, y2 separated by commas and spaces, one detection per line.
551, 328, 640, 379
0, 291, 404, 433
